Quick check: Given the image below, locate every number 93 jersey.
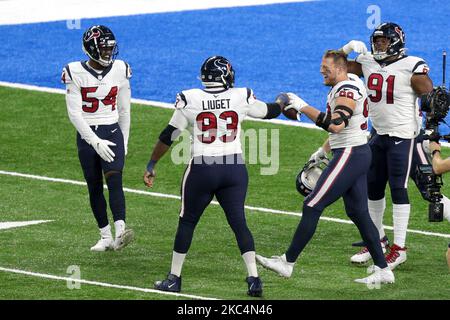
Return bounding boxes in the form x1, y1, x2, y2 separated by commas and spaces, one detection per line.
356, 53, 429, 139
61, 60, 132, 126
168, 87, 267, 157
327, 73, 369, 149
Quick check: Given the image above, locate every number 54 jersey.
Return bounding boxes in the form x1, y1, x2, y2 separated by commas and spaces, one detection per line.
356, 53, 429, 139
168, 87, 268, 157
61, 60, 132, 126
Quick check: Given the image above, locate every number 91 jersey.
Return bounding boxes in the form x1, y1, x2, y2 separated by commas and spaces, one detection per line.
61, 60, 131, 126
356, 53, 429, 139
168, 87, 261, 157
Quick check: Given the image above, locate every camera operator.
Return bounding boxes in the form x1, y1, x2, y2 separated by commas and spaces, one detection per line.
428, 141, 450, 269
429, 141, 450, 174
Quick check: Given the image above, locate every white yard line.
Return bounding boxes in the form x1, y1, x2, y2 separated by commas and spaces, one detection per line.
0, 220, 53, 231
0, 81, 319, 130
0, 266, 218, 300
1, 169, 449, 239
0, 0, 313, 25
2, 80, 449, 140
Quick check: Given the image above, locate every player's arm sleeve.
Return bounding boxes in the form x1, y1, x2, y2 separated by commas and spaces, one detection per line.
117, 78, 131, 148
412, 60, 430, 74
247, 100, 281, 119
65, 82, 98, 145
159, 109, 188, 146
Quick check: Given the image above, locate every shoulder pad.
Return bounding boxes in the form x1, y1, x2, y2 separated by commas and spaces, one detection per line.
61, 65, 73, 84
125, 61, 132, 79
334, 82, 364, 100
409, 57, 429, 74
246, 87, 257, 104
174, 92, 188, 109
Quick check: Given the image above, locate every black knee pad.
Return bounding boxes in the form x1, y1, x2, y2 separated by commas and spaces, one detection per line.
391, 188, 409, 204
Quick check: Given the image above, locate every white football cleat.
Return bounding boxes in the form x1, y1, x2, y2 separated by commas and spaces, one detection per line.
350, 239, 388, 264
114, 228, 135, 251
90, 237, 114, 252
385, 244, 407, 270
354, 265, 395, 285
256, 254, 294, 278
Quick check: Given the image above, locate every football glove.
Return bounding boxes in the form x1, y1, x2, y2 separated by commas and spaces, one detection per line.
309, 147, 328, 163
422, 129, 433, 153
284, 93, 308, 113
275, 93, 290, 108
91, 137, 116, 163
341, 40, 368, 55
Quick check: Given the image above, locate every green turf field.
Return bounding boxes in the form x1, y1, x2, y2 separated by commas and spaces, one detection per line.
0, 86, 449, 300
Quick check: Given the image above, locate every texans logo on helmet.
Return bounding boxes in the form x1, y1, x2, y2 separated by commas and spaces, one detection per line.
394, 26, 404, 42
85, 30, 101, 42
214, 60, 230, 75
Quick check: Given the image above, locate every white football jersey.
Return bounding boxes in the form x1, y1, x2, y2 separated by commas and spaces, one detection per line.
168, 87, 269, 157
327, 74, 369, 149
356, 53, 429, 139
62, 59, 131, 145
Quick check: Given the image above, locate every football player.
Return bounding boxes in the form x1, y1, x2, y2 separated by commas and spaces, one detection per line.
256, 51, 395, 285
143, 56, 287, 297
62, 25, 134, 251
338, 23, 434, 269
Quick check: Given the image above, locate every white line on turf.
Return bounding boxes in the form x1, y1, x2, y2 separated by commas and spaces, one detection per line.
1, 169, 449, 239
0, 266, 218, 300
0, 220, 53, 231
2, 81, 449, 145
0, 0, 313, 25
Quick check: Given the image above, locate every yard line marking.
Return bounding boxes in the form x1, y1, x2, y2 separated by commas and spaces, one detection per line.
0, 266, 218, 300
2, 81, 449, 146
0, 220, 53, 231
1, 169, 449, 239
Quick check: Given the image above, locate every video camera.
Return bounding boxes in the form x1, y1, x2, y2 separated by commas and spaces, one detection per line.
420, 85, 450, 142
417, 51, 450, 222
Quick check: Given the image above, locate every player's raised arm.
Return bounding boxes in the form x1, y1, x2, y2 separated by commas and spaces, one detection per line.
339, 40, 367, 77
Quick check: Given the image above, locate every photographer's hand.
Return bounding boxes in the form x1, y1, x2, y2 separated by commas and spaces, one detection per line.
429, 141, 441, 155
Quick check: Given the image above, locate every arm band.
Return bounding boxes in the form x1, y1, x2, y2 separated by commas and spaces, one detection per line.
264, 103, 282, 119
146, 159, 157, 172
159, 124, 178, 146
332, 111, 350, 127
315, 112, 331, 130
334, 105, 354, 116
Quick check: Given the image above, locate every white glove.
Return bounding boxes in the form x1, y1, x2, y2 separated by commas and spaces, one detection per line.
309, 147, 327, 163
341, 40, 368, 55
91, 137, 116, 163
285, 92, 308, 113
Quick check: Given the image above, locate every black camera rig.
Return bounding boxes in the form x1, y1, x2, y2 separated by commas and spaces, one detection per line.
417, 51, 450, 222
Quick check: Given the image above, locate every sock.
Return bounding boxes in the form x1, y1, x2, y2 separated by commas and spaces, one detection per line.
242, 251, 258, 277
114, 220, 125, 237
393, 204, 410, 248
170, 251, 186, 277
441, 195, 450, 222
100, 224, 112, 239
368, 198, 386, 239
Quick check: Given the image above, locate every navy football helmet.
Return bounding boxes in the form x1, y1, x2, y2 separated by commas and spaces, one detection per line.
370, 22, 406, 61
82, 25, 118, 67
200, 56, 235, 88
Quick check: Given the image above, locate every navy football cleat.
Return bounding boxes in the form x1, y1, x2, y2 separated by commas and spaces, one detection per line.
154, 273, 181, 292
352, 235, 389, 247
246, 276, 263, 297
